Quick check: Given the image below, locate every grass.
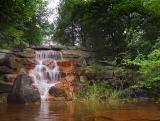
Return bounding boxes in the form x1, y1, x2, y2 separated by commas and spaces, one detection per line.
75, 81, 121, 102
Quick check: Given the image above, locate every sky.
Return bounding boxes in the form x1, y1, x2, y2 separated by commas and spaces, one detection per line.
47, 0, 60, 23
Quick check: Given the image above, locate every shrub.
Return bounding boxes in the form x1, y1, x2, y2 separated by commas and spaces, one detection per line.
124, 49, 160, 92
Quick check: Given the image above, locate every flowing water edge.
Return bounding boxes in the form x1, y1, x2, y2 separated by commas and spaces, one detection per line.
0, 100, 160, 121
29, 50, 63, 101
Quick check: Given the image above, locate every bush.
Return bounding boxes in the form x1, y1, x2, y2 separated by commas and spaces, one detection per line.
124, 49, 160, 92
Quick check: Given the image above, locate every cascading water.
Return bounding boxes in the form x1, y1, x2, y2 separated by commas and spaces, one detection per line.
29, 50, 63, 101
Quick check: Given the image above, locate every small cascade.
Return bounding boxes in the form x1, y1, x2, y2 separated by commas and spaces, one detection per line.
29, 50, 63, 101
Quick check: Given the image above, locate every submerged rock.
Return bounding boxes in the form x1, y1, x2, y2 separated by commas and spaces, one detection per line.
7, 73, 40, 103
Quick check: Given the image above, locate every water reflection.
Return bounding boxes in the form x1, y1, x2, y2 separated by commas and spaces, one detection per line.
35, 102, 52, 121
0, 101, 160, 121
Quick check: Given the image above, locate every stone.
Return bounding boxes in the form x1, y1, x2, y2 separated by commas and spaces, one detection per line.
4, 74, 17, 82
0, 83, 12, 93
62, 49, 90, 59
49, 75, 77, 100
0, 66, 13, 74
49, 86, 66, 97
0, 49, 12, 54
80, 76, 87, 83
15, 48, 35, 58
7, 73, 41, 103
0, 56, 11, 67
121, 87, 155, 98
0, 53, 6, 60
58, 60, 77, 74
42, 59, 55, 70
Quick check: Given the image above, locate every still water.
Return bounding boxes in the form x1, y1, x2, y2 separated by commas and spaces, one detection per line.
0, 100, 160, 121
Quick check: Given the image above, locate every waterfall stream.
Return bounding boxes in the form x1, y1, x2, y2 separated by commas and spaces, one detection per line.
29, 50, 63, 101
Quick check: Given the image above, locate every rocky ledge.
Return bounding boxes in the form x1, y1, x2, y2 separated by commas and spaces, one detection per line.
0, 47, 92, 83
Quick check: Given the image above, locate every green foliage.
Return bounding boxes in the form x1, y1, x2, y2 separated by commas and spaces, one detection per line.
124, 49, 160, 92
76, 81, 121, 101
55, 0, 160, 60
0, 0, 50, 48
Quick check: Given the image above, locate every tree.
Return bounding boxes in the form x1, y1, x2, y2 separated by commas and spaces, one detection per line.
0, 0, 50, 49
54, 0, 160, 61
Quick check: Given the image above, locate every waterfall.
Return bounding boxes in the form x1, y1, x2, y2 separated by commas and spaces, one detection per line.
29, 50, 63, 101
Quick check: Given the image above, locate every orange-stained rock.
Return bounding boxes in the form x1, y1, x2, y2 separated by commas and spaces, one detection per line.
42, 59, 55, 70
49, 74, 78, 100
57, 60, 77, 67
57, 60, 77, 75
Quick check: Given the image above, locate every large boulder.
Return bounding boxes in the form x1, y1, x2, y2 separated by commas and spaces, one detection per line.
7, 73, 40, 103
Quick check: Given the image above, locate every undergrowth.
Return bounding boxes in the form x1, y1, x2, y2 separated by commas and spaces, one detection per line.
75, 81, 121, 101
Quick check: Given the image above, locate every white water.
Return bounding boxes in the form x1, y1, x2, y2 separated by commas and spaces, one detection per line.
30, 50, 63, 101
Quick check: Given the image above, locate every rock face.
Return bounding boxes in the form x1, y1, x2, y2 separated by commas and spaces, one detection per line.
62, 46, 95, 66
0, 48, 36, 82
7, 73, 41, 103
48, 60, 79, 100
0, 47, 91, 83
0, 83, 12, 93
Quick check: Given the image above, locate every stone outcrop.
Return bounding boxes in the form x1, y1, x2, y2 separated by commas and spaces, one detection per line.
61, 46, 95, 66
0, 47, 91, 83
7, 73, 41, 103
0, 46, 92, 101
0, 48, 36, 83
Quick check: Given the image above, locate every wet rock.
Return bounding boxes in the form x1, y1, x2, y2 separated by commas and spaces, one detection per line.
49, 75, 77, 100
121, 87, 154, 98
42, 59, 55, 70
49, 86, 66, 97
7, 73, 40, 103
